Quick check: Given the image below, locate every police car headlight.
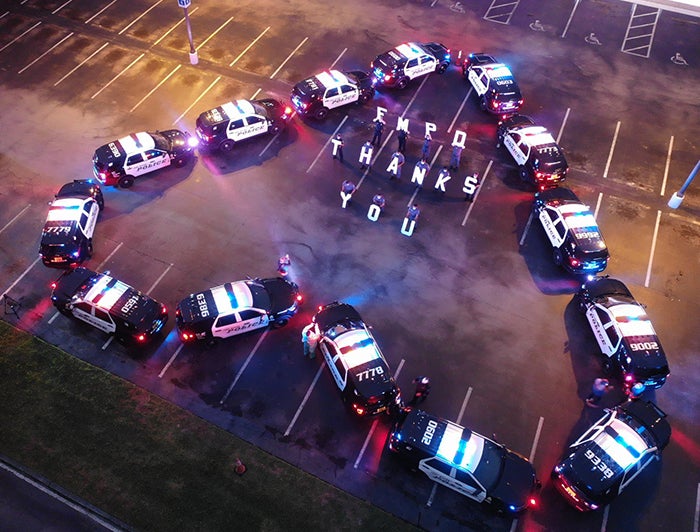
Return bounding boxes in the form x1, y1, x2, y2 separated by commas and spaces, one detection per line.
187, 136, 199, 148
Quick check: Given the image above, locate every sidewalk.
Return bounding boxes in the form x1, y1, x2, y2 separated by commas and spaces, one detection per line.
619, 0, 700, 17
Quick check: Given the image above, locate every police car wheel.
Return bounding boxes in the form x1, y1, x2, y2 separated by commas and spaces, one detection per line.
479, 96, 488, 111
87, 241, 93, 258
552, 248, 563, 266
396, 77, 408, 90
437, 63, 447, 74
220, 139, 235, 152
118, 175, 135, 188
173, 156, 188, 168
57, 305, 71, 316
358, 93, 370, 104
314, 107, 329, 120
577, 296, 588, 313
519, 167, 529, 182
602, 358, 615, 374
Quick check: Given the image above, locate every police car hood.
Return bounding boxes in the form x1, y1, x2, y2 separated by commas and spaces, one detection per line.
259, 277, 298, 314
489, 448, 537, 509
93, 141, 126, 169
55, 180, 99, 200
559, 440, 621, 499
620, 336, 669, 377
420, 42, 448, 58
52, 267, 99, 304
155, 129, 189, 150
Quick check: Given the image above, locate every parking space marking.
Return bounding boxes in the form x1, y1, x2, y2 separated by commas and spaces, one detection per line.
53, 42, 109, 86
51, 0, 72, 15
195, 16, 233, 51
447, 87, 472, 134
455, 386, 473, 424
91, 53, 144, 99
330, 48, 347, 69
561, 0, 582, 38
219, 330, 270, 405
158, 343, 183, 378
173, 75, 221, 125
0, 21, 41, 54
284, 361, 327, 437
483, 0, 520, 24
621, 5, 660, 58
146, 263, 173, 294
96, 241, 123, 270
406, 145, 443, 207
229, 26, 269, 67
0, 204, 31, 235
47, 310, 60, 325
250, 88, 262, 100
357, 129, 395, 190
594, 192, 603, 219
601, 504, 610, 531
400, 75, 430, 120
603, 121, 621, 178
660, 136, 674, 196
101, 335, 115, 351
152, 6, 199, 46
1, 257, 40, 299
269, 37, 308, 79
18, 32, 74, 74
694, 482, 699, 532
129, 64, 181, 113
305, 115, 348, 174
84, 0, 117, 24
644, 209, 662, 288
519, 208, 534, 246
528, 416, 544, 462
556, 107, 570, 144
0, 11, 9, 20
461, 159, 492, 227
353, 358, 404, 469
118, 0, 164, 35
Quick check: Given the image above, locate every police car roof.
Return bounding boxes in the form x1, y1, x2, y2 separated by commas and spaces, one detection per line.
335, 328, 382, 369
395, 42, 425, 59
608, 303, 656, 337
83, 273, 161, 324
519, 127, 557, 147
117, 132, 155, 154
46, 198, 86, 222
55, 180, 98, 199
485, 64, 514, 79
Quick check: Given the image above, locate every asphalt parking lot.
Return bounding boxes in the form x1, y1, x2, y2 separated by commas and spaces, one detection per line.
0, 0, 699, 530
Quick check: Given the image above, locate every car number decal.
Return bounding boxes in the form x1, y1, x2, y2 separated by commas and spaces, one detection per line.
355, 366, 384, 381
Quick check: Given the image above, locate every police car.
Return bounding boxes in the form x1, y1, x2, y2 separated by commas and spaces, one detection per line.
40, 180, 104, 268
312, 302, 401, 417
389, 408, 539, 513
552, 400, 670, 511
371, 42, 451, 90
497, 115, 568, 190
51, 267, 168, 344
578, 277, 670, 389
93, 130, 196, 188
291, 69, 375, 120
462, 53, 523, 116
175, 278, 301, 342
533, 187, 609, 274
195, 98, 292, 152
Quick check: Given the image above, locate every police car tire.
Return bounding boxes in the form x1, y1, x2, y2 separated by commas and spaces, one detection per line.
552, 248, 563, 266
437, 63, 448, 74
314, 107, 329, 120
118, 175, 135, 188
220, 139, 235, 152
577, 297, 588, 313
396, 77, 408, 90
87, 241, 93, 258
519, 167, 529, 182
358, 92, 371, 104
271, 317, 289, 328
57, 305, 71, 316
479, 96, 488, 111
173, 156, 188, 168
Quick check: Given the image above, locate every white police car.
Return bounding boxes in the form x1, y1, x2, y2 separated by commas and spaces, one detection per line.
175, 278, 301, 342
533, 187, 609, 274
195, 98, 292, 152
463, 53, 523, 117
291, 69, 375, 120
40, 180, 104, 268
92, 130, 196, 188
497, 114, 568, 190
51, 268, 168, 344
389, 408, 539, 513
312, 302, 401, 417
371, 42, 450, 90
552, 400, 670, 511
578, 277, 670, 389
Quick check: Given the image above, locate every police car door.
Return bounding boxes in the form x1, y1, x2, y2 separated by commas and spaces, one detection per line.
71, 301, 116, 334
538, 206, 566, 248
468, 66, 487, 96
80, 200, 99, 240
319, 340, 347, 391
144, 148, 170, 172
243, 115, 269, 139
416, 55, 436, 77
504, 132, 527, 166
585, 306, 621, 357
324, 85, 356, 109
227, 118, 248, 142
212, 309, 267, 338
419, 458, 485, 501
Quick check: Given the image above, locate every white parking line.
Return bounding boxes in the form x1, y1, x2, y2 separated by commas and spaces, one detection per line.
219, 330, 270, 405
519, 209, 534, 247
400, 75, 430, 119
0, 11, 9, 19
461, 159, 492, 227
600, 504, 610, 531
0, 21, 41, 54
356, 130, 395, 190
306, 115, 348, 173
54, 42, 109, 86
118, 0, 164, 35
693, 482, 699, 532
129, 64, 181, 113
1, 257, 41, 299
644, 209, 661, 288
447, 87, 473, 134
556, 107, 570, 144
18, 32, 74, 74
329, 48, 347, 69
284, 361, 327, 437
406, 145, 443, 207
353, 359, 405, 469
196, 16, 233, 51
101, 335, 115, 351
84, 0, 116, 24
594, 192, 603, 219
91, 54, 144, 99
561, 0, 582, 38
158, 343, 183, 378
269, 37, 307, 79
146, 263, 173, 294
173, 75, 220, 125
229, 26, 269, 67
660, 136, 674, 196
52, 0, 72, 15
528, 416, 544, 462
0, 204, 31, 235
603, 121, 621, 178
152, 6, 199, 46
96, 241, 123, 270
250, 88, 262, 100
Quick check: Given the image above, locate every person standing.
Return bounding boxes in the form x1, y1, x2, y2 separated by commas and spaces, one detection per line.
421, 134, 432, 160
388, 151, 405, 180
397, 128, 409, 153
372, 193, 386, 211
277, 254, 291, 277
359, 140, 374, 170
371, 118, 385, 146
406, 203, 420, 221
409, 376, 431, 405
332, 134, 344, 162
302, 323, 319, 359
585, 377, 612, 407
449, 144, 463, 171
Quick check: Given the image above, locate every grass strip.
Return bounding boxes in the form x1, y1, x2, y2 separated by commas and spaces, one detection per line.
0, 321, 413, 531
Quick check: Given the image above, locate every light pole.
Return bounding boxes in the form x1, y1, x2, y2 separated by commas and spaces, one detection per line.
668, 159, 700, 209
178, 0, 198, 65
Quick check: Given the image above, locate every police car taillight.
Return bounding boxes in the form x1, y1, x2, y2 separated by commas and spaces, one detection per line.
284, 106, 293, 116
161, 305, 167, 315
529, 497, 538, 507
296, 294, 303, 304
352, 403, 365, 416
50, 281, 57, 290
624, 373, 635, 384
569, 258, 580, 267
181, 332, 193, 341
136, 333, 147, 342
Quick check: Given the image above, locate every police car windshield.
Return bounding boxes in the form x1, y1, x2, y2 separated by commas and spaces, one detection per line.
149, 132, 171, 151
